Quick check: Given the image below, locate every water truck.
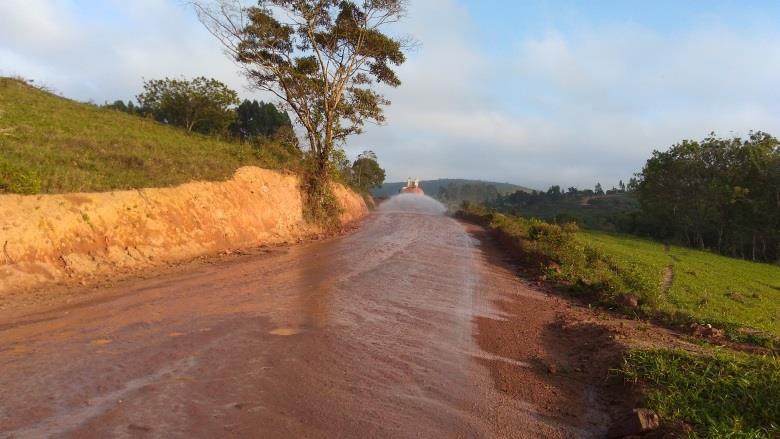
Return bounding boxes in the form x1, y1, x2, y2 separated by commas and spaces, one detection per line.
400, 178, 424, 195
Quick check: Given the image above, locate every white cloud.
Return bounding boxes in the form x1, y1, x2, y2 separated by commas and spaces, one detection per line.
0, 0, 257, 102
349, 5, 780, 188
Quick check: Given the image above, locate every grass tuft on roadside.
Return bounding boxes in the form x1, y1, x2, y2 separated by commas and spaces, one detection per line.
622, 348, 779, 438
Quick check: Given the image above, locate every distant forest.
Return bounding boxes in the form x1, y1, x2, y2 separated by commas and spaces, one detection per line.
487, 185, 639, 231
482, 132, 780, 263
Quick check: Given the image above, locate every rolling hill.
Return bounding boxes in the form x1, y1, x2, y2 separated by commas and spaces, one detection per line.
0, 77, 296, 194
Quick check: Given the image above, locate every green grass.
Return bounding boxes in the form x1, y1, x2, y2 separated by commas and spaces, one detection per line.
581, 231, 780, 344
622, 348, 780, 438
458, 206, 780, 346
0, 77, 299, 194
457, 207, 780, 436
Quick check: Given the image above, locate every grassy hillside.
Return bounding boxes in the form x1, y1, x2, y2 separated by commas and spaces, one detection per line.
459, 206, 780, 344
0, 77, 297, 194
582, 231, 780, 342
372, 178, 533, 200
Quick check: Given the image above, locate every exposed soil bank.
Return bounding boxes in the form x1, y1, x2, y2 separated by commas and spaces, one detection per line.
0, 166, 367, 295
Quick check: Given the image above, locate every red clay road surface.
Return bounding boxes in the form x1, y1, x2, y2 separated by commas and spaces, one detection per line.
0, 195, 612, 438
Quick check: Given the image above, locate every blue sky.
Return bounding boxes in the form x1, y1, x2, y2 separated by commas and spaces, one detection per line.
2, 1, 780, 189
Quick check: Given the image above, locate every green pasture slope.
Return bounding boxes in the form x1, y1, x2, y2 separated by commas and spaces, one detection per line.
0, 77, 293, 194
582, 232, 780, 435
581, 231, 780, 342
458, 207, 780, 437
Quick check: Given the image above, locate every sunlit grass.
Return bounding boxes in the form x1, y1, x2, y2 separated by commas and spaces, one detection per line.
622, 348, 780, 438
0, 77, 298, 194
581, 231, 780, 343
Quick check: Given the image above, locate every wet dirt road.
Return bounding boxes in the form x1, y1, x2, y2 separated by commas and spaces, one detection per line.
0, 195, 608, 438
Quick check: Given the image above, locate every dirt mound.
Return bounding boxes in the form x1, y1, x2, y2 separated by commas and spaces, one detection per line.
0, 166, 367, 295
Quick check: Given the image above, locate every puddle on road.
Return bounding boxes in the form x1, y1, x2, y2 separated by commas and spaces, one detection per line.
269, 327, 303, 336
12, 345, 34, 354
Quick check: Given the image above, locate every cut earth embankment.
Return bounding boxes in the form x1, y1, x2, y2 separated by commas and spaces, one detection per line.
0, 166, 367, 295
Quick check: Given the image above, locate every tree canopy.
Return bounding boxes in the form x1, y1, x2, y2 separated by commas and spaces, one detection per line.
195, 0, 410, 217
231, 99, 293, 140
633, 131, 779, 262
136, 76, 239, 135
351, 150, 385, 191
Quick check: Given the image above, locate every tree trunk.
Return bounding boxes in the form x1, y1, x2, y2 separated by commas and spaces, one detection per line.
752, 232, 757, 261
761, 237, 767, 261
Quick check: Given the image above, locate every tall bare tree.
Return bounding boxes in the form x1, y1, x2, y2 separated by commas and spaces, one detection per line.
193, 0, 409, 194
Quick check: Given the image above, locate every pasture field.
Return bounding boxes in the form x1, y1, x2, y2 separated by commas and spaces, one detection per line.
581, 231, 780, 343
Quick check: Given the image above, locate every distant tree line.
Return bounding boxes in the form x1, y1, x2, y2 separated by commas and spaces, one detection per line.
103, 77, 292, 142
490, 180, 632, 210
484, 181, 636, 230
483, 132, 779, 263
627, 132, 779, 262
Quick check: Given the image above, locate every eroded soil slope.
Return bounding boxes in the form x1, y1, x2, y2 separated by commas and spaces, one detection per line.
0, 166, 366, 295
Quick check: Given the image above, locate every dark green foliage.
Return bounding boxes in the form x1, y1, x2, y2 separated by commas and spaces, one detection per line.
351, 150, 385, 192
102, 100, 142, 116
634, 132, 780, 263
136, 76, 239, 135
231, 99, 292, 140
488, 185, 638, 231
483, 131, 779, 263
622, 348, 780, 438
300, 153, 343, 229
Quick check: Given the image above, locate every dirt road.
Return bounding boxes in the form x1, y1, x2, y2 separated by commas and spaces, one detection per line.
0, 195, 616, 438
